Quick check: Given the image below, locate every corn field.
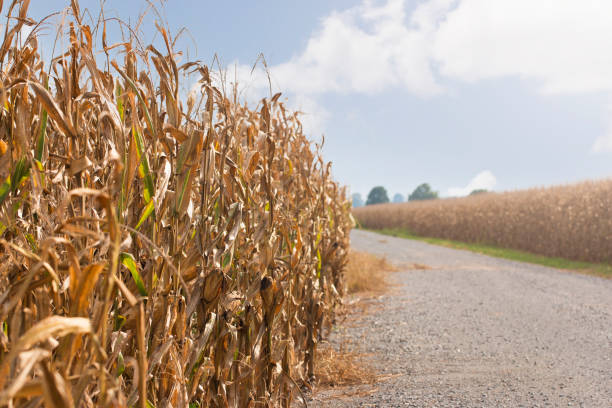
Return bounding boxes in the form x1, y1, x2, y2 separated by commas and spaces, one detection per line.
0, 1, 351, 406
354, 180, 612, 263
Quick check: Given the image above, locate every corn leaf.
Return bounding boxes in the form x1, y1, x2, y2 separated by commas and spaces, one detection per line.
116, 352, 125, 377
0, 178, 10, 206
35, 76, 50, 162
133, 128, 154, 204
0, 158, 30, 206
120, 252, 147, 296
135, 200, 154, 230
116, 83, 124, 122
175, 167, 191, 213
25, 234, 37, 252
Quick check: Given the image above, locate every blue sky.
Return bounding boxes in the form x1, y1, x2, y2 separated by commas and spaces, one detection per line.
30, 1, 612, 198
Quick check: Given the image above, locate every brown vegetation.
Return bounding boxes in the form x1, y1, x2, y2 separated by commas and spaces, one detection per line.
314, 344, 377, 388
311, 251, 394, 394
343, 251, 395, 294
0, 1, 351, 407
354, 180, 612, 263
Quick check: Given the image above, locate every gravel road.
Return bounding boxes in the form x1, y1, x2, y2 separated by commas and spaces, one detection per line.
309, 230, 612, 407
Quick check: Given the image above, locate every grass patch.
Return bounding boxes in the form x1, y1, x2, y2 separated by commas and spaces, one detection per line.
311, 251, 394, 391
315, 342, 377, 388
344, 251, 396, 294
372, 228, 612, 279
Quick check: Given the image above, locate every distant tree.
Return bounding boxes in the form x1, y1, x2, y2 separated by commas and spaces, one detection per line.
352, 193, 364, 207
392, 193, 405, 203
366, 186, 389, 205
469, 189, 488, 196
408, 183, 438, 201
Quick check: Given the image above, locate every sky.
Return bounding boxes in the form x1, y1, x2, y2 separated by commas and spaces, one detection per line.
29, 0, 612, 199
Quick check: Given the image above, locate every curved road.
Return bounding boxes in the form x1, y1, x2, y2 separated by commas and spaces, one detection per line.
311, 230, 612, 407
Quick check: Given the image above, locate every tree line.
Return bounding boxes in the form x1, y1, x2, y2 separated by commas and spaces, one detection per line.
353, 184, 488, 207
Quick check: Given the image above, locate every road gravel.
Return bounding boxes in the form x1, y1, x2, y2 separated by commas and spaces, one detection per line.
308, 230, 612, 407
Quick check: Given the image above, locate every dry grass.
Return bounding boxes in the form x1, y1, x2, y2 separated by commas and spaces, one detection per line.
314, 342, 376, 388
0, 1, 351, 407
344, 251, 396, 294
308, 251, 395, 393
354, 180, 612, 264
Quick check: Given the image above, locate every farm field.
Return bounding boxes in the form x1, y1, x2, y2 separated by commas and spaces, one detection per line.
373, 228, 612, 278
0, 1, 351, 407
354, 179, 612, 264
3, 0, 612, 407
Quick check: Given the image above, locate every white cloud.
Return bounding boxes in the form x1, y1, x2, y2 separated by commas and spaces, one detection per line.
232, 0, 451, 100
433, 0, 612, 94
248, 0, 612, 98
208, 0, 612, 101
227, 0, 612, 147
268, 0, 446, 96
195, 64, 330, 138
446, 170, 496, 197
223, 0, 453, 138
289, 94, 330, 138
591, 136, 612, 153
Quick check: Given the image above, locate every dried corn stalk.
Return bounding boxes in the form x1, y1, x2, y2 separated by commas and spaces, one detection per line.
0, 1, 351, 407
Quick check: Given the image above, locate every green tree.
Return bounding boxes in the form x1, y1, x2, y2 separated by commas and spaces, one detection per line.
366, 186, 389, 205
408, 183, 438, 201
469, 188, 488, 196
392, 193, 405, 203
